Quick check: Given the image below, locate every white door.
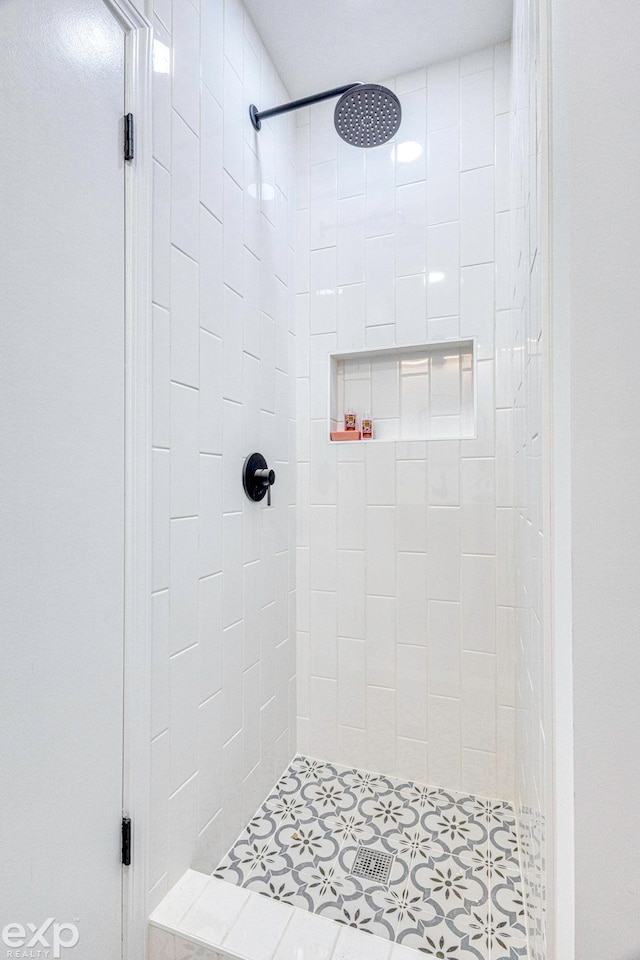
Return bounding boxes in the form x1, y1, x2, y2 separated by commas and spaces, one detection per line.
0, 0, 127, 956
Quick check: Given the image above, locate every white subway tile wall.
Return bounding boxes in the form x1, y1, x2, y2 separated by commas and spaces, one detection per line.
149, 0, 297, 911
508, 0, 549, 957
296, 45, 516, 800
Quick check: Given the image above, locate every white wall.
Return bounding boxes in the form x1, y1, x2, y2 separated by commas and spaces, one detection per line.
551, 0, 640, 955
148, 0, 297, 909
295, 45, 517, 800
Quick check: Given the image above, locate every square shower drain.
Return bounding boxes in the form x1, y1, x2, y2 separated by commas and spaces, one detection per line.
350, 845, 395, 884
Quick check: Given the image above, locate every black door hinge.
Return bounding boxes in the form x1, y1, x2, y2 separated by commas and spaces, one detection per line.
121, 817, 132, 866
124, 113, 134, 161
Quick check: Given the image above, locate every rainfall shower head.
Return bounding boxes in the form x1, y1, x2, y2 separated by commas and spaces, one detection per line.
249, 82, 402, 149
334, 84, 401, 148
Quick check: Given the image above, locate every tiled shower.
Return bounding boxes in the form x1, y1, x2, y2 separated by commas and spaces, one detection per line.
148, 0, 549, 957
295, 43, 515, 800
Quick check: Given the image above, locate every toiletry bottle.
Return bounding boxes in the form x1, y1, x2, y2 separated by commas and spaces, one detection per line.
362, 413, 373, 439
344, 411, 357, 431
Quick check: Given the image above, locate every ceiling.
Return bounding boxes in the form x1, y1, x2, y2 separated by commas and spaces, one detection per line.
243, 0, 513, 99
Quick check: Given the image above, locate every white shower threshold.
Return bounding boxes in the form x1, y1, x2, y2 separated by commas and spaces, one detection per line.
148, 869, 416, 959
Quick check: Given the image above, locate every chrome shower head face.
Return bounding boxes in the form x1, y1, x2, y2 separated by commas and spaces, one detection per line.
334, 83, 401, 148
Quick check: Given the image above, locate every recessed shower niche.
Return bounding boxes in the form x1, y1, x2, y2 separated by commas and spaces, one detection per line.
329, 339, 476, 441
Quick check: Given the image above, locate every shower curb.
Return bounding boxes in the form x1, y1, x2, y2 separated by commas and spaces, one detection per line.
148, 869, 418, 960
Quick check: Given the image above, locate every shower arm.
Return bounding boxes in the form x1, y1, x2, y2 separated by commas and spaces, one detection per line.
249, 82, 362, 131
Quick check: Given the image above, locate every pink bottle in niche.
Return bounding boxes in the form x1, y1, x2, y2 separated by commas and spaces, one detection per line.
362, 414, 373, 439
344, 411, 357, 431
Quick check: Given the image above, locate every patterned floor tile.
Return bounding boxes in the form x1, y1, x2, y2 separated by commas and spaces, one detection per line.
489, 943, 529, 960
456, 795, 516, 827
420, 806, 489, 861
213, 755, 529, 959
395, 917, 485, 958
243, 870, 315, 912
315, 896, 397, 940
276, 820, 341, 866
241, 809, 282, 841
395, 782, 458, 814
260, 788, 317, 826
447, 905, 528, 958
358, 791, 421, 833
341, 768, 401, 798
295, 857, 361, 907
213, 829, 289, 885
489, 821, 521, 866
384, 823, 447, 862
367, 879, 443, 932
453, 846, 522, 888
319, 808, 382, 846
300, 776, 359, 817
409, 854, 490, 917
289, 755, 340, 783
491, 875, 527, 935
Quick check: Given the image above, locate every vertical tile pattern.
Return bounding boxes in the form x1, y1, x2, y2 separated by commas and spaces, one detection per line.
502, 2, 549, 956
149, 0, 297, 907
296, 47, 516, 801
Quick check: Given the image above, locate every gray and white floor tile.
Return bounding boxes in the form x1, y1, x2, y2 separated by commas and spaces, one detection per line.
213, 755, 529, 958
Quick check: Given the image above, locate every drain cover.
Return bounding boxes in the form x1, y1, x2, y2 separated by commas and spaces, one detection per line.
350, 845, 394, 884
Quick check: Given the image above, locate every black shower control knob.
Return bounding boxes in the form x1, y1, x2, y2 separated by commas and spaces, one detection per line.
242, 453, 276, 506
254, 467, 276, 488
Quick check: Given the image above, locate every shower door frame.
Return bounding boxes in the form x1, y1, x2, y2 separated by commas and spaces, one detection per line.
105, 0, 153, 957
